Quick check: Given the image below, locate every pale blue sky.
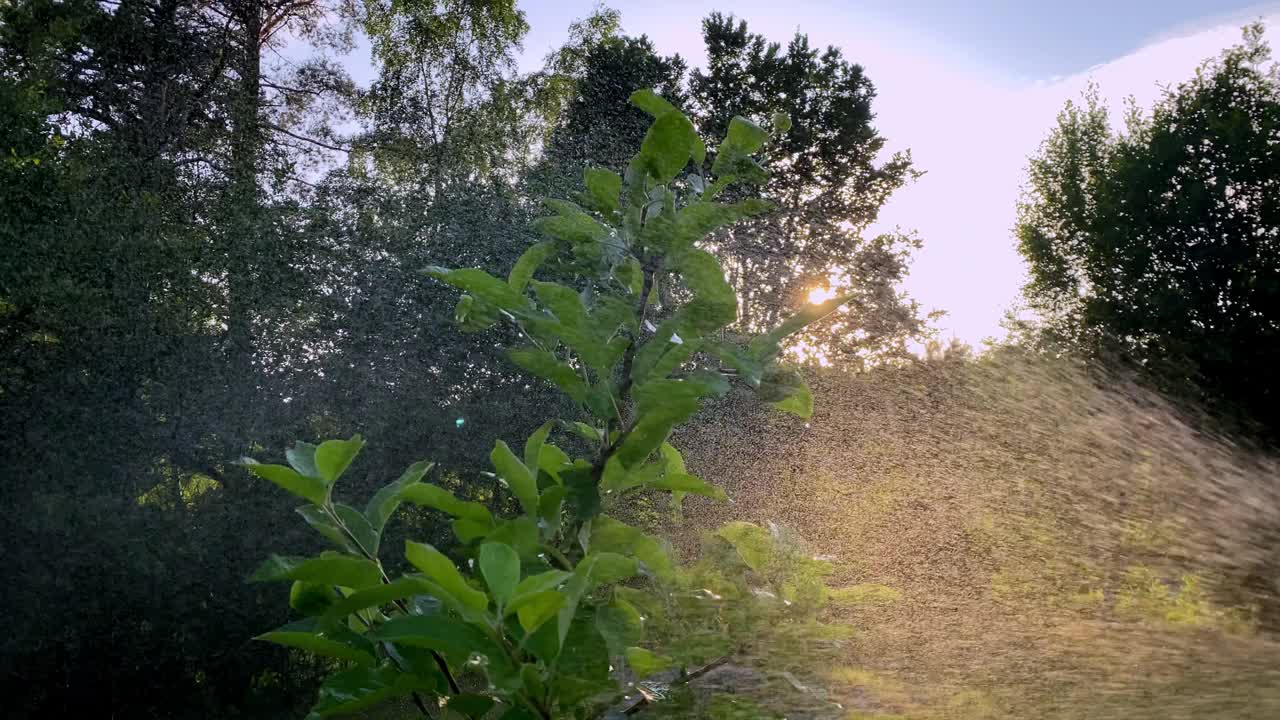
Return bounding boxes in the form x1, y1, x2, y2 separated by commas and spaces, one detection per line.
518, 1, 1270, 78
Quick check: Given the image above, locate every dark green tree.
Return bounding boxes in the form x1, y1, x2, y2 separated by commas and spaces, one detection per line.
0, 0, 535, 715
527, 30, 687, 203
689, 13, 925, 366
1017, 24, 1280, 437
537, 12, 929, 369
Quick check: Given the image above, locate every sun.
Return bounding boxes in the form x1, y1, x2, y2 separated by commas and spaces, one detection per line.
808, 286, 837, 304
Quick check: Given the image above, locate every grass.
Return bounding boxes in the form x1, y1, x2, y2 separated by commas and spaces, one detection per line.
675, 353, 1280, 719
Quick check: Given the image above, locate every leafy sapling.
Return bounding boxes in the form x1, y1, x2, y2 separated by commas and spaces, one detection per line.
241, 90, 855, 719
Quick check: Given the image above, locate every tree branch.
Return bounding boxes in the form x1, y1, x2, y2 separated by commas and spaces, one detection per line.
264, 122, 352, 152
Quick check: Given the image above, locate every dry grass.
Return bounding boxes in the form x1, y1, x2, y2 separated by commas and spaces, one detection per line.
673, 352, 1280, 719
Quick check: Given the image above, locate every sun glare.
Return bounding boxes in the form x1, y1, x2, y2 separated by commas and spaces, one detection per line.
808, 286, 837, 304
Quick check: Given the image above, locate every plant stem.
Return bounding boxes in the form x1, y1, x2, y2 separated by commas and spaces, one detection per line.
325, 504, 463, 696
540, 544, 573, 571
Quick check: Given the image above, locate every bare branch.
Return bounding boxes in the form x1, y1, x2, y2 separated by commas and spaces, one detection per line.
264, 122, 352, 152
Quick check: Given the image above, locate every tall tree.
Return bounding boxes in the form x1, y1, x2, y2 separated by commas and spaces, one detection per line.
0, 0, 534, 715
527, 30, 687, 202
1016, 24, 1280, 437
690, 13, 925, 367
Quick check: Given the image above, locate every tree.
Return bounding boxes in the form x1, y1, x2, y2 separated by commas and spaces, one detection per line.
527, 30, 688, 203
537, 13, 930, 370
0, 0, 536, 715
690, 13, 925, 367
1016, 24, 1280, 436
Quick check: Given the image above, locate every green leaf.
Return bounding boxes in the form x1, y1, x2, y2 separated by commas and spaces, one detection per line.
308, 663, 435, 719
512, 590, 565, 632
370, 616, 507, 672
479, 542, 521, 605
589, 517, 674, 580
485, 517, 540, 559
560, 420, 601, 443
557, 609, 611, 694
561, 463, 601, 524
675, 248, 737, 333
577, 552, 639, 586
600, 455, 667, 495
538, 485, 566, 536
724, 116, 769, 155
716, 521, 774, 571
315, 435, 365, 485
365, 460, 434, 534
454, 294, 500, 333
448, 694, 497, 720
398, 483, 494, 524
556, 573, 590, 648
249, 552, 383, 589
321, 576, 436, 626
507, 348, 590, 404
530, 281, 622, 369
531, 201, 610, 246
771, 111, 792, 134
596, 600, 643, 655
614, 255, 645, 295
256, 618, 375, 666
519, 665, 546, 710
241, 460, 327, 505
625, 647, 674, 679
297, 505, 356, 551
511, 570, 570, 600
290, 581, 337, 616
637, 110, 701, 183
629, 88, 678, 117
757, 366, 814, 418
749, 292, 855, 361
537, 443, 571, 483
491, 440, 538, 516
659, 443, 685, 474
405, 541, 489, 611
582, 167, 622, 213
453, 516, 496, 544
712, 116, 771, 182
706, 340, 766, 386
286, 441, 321, 479
334, 503, 380, 555
523, 421, 553, 475
508, 242, 556, 293
638, 199, 771, 256
647, 472, 727, 501
616, 374, 729, 468
426, 266, 531, 312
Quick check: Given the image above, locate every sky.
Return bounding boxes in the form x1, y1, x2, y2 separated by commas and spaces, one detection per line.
513, 0, 1273, 345
286, 1, 1280, 346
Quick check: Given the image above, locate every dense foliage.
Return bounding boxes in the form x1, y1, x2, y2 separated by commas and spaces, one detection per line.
1016, 25, 1280, 437
244, 91, 853, 719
